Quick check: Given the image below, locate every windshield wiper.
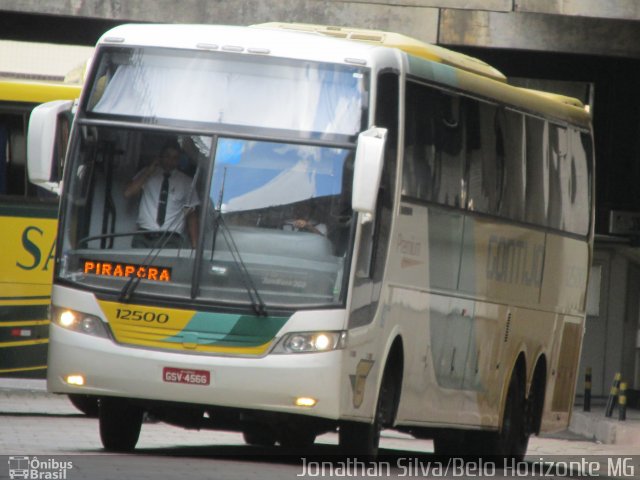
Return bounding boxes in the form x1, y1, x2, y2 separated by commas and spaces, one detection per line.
119, 166, 202, 302
118, 226, 189, 303
216, 214, 268, 317
205, 165, 267, 317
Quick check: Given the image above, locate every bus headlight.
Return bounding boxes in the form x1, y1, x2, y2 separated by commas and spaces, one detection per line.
53, 307, 110, 339
272, 331, 347, 354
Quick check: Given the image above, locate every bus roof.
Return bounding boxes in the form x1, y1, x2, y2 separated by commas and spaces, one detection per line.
254, 22, 507, 83
97, 23, 379, 66
256, 23, 590, 128
0, 77, 82, 104
96, 23, 590, 128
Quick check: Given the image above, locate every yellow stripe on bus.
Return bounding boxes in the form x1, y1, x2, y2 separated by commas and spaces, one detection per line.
0, 365, 47, 374
116, 336, 273, 356
0, 79, 81, 103
0, 338, 49, 348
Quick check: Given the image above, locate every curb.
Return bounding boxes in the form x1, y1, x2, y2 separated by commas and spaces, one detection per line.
569, 409, 640, 446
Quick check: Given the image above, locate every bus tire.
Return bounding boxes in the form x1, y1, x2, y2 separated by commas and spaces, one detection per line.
68, 394, 99, 417
99, 397, 143, 452
278, 427, 317, 449
339, 365, 396, 458
485, 371, 529, 460
242, 425, 277, 447
433, 431, 467, 457
339, 419, 378, 458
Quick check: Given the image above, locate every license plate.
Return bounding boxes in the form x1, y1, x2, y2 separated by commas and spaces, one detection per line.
162, 367, 210, 386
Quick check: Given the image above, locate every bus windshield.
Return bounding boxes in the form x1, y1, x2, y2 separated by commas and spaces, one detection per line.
59, 126, 354, 309
85, 46, 368, 139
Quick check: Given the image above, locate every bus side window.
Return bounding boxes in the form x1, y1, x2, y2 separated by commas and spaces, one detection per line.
525, 117, 549, 226
52, 113, 72, 183
0, 113, 30, 197
466, 100, 504, 214
0, 123, 7, 194
402, 81, 436, 201
499, 110, 525, 222
357, 71, 398, 279
547, 123, 569, 230
434, 92, 465, 208
564, 129, 591, 236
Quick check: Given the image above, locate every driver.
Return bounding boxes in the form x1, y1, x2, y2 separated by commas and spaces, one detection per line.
124, 139, 200, 248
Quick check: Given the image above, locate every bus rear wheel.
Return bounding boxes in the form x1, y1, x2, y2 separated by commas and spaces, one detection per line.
433, 373, 529, 460
484, 372, 529, 460
99, 397, 144, 452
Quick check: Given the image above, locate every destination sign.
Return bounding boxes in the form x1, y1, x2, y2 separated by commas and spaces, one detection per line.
82, 259, 171, 282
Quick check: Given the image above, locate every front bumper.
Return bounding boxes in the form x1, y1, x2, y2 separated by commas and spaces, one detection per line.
47, 323, 343, 419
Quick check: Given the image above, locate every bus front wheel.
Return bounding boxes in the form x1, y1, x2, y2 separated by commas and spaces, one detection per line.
278, 427, 317, 449
99, 397, 143, 452
68, 394, 99, 417
339, 366, 396, 457
242, 423, 277, 447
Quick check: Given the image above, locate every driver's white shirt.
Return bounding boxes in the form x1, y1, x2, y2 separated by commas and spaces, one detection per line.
136, 168, 199, 232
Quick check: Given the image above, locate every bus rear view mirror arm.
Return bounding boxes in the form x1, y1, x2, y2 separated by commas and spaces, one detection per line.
352, 126, 387, 223
27, 100, 74, 195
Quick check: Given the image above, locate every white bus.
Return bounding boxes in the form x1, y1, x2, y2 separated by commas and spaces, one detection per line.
29, 23, 594, 458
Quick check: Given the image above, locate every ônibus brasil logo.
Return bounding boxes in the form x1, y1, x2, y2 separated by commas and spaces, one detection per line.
8, 456, 73, 479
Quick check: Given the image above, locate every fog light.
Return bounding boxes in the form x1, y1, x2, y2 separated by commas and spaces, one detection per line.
65, 374, 85, 386
295, 397, 317, 407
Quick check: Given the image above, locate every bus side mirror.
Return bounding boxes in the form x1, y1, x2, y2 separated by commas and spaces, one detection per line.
27, 100, 74, 195
352, 126, 387, 223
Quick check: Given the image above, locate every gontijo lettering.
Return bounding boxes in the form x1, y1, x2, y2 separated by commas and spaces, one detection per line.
486, 235, 544, 287
82, 259, 171, 281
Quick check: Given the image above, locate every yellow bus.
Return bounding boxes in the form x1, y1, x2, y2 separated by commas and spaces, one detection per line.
29, 23, 593, 458
0, 77, 81, 378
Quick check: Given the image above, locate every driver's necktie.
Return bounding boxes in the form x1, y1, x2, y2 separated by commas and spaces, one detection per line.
157, 172, 170, 226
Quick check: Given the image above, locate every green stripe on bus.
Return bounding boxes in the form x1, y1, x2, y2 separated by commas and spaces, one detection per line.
407, 55, 459, 88
165, 311, 289, 348
0, 304, 49, 322
0, 296, 50, 302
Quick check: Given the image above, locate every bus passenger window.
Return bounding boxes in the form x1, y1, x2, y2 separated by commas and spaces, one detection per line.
547, 124, 569, 230
0, 124, 6, 194
525, 117, 549, 227
403, 82, 436, 201
499, 110, 525, 222
0, 114, 30, 197
466, 101, 503, 214
563, 130, 591, 236
55, 114, 71, 181
433, 92, 465, 208
367, 71, 398, 280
